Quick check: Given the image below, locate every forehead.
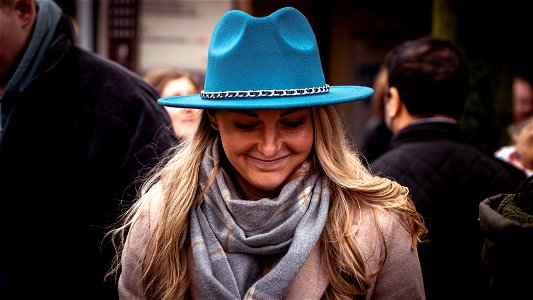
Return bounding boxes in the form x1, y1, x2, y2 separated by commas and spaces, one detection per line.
220, 108, 310, 118
162, 77, 197, 93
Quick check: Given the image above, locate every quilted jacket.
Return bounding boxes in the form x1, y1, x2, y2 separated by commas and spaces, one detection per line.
370, 121, 526, 300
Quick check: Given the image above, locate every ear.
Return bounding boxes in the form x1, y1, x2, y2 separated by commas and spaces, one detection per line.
386, 86, 401, 119
509, 150, 521, 163
207, 111, 219, 130
15, 0, 36, 28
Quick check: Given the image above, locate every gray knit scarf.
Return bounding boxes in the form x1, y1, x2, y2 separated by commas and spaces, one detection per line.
190, 138, 330, 299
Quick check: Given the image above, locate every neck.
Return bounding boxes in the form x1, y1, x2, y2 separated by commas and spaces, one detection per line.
394, 114, 456, 133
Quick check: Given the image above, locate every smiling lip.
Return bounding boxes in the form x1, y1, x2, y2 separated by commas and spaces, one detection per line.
249, 155, 289, 170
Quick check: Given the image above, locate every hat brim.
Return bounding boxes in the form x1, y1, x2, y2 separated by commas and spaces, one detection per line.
158, 86, 373, 109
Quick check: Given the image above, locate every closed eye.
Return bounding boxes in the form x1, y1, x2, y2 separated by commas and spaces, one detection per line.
233, 122, 258, 130
281, 119, 305, 129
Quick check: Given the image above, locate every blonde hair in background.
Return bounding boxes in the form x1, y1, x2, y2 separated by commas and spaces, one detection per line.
515, 116, 533, 170
106, 106, 426, 300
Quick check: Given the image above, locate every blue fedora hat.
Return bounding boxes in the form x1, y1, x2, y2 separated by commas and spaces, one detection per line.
158, 7, 373, 109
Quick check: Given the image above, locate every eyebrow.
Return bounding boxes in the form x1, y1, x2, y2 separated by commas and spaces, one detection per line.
228, 108, 302, 118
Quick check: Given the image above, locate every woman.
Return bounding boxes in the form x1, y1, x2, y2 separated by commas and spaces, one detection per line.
107, 7, 427, 300
143, 68, 202, 139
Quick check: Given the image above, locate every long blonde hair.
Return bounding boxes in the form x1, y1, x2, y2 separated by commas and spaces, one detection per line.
107, 106, 426, 300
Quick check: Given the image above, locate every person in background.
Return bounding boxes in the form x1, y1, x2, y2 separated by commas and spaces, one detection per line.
107, 7, 427, 299
479, 174, 533, 300
0, 0, 176, 299
369, 36, 527, 300
359, 64, 392, 165
509, 66, 533, 139
495, 116, 533, 177
144, 68, 202, 139
495, 64, 533, 174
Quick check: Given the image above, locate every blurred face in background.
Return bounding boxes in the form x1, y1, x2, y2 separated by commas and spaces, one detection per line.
161, 77, 202, 138
512, 76, 533, 123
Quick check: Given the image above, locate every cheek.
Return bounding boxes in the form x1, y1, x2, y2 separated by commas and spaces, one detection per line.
165, 107, 186, 120
384, 101, 394, 127
289, 126, 314, 155
218, 129, 252, 158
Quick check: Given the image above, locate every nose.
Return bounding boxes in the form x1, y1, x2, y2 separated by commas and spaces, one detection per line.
258, 125, 280, 158
183, 109, 201, 119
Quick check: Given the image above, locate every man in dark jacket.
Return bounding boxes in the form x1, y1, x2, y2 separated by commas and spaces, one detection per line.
0, 0, 177, 299
369, 37, 527, 300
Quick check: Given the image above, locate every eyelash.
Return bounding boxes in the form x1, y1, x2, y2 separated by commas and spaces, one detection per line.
233, 119, 305, 130
234, 122, 256, 130
283, 119, 305, 128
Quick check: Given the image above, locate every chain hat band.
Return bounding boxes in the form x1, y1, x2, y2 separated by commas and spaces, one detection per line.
200, 84, 330, 99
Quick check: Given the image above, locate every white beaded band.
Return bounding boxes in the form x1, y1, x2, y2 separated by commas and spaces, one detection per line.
200, 84, 330, 99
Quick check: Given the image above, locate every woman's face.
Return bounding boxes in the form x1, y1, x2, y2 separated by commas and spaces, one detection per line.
161, 77, 202, 138
210, 108, 314, 199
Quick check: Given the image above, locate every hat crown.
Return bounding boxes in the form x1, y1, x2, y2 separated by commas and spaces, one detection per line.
157, 6, 373, 110
204, 7, 326, 93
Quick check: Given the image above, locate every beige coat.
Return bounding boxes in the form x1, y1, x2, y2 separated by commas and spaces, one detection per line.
119, 197, 425, 300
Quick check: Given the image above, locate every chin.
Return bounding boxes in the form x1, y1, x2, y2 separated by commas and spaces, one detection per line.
253, 180, 284, 193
